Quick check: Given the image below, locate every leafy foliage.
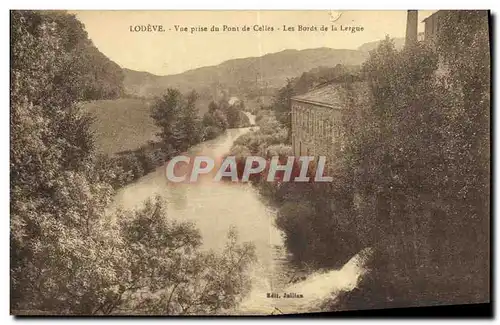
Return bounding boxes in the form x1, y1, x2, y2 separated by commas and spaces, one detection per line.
11, 10, 123, 311
108, 197, 257, 315
292, 14, 489, 308
11, 11, 124, 104
200, 101, 229, 140
11, 10, 256, 315
151, 90, 250, 156
235, 12, 490, 308
232, 110, 288, 156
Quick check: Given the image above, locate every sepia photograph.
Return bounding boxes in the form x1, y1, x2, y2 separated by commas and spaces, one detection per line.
9, 9, 491, 316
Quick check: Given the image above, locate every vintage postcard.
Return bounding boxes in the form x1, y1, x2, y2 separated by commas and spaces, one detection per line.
10, 10, 491, 316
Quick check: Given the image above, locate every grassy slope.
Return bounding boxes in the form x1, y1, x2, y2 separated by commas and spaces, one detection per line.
83, 97, 214, 156
83, 98, 158, 156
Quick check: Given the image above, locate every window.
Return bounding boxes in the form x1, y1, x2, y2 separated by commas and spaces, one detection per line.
307, 110, 311, 133
308, 110, 311, 133
310, 112, 313, 134
311, 111, 314, 133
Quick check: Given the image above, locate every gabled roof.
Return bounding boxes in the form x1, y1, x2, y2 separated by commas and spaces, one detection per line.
291, 81, 367, 109
422, 10, 440, 23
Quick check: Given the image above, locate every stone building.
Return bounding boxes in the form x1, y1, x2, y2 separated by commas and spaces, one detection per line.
422, 10, 444, 47
405, 10, 444, 47
291, 83, 342, 161
407, 10, 449, 76
290, 82, 368, 171
289, 10, 450, 171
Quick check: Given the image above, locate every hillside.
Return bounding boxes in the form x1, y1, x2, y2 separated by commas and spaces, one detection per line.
123, 48, 369, 98
91, 38, 407, 156
357, 37, 405, 52
83, 98, 158, 155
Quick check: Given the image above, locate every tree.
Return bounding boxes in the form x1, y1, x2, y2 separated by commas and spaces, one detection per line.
208, 101, 219, 113
224, 104, 240, 128
11, 11, 124, 103
261, 21, 489, 308
10, 10, 122, 311
150, 88, 183, 156
103, 197, 256, 315
201, 101, 229, 141
151, 89, 203, 155
273, 78, 296, 137
337, 22, 490, 306
11, 10, 258, 315
180, 90, 202, 147
435, 10, 490, 300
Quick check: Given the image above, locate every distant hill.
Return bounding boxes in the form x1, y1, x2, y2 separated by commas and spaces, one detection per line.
357, 37, 406, 53
91, 39, 408, 155
123, 48, 369, 99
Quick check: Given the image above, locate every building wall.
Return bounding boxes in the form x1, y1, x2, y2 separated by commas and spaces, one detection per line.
423, 11, 450, 77
290, 100, 343, 170
424, 11, 442, 46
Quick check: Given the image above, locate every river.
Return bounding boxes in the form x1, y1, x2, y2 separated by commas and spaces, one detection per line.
111, 113, 371, 315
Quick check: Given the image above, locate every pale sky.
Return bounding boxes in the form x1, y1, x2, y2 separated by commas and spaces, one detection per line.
73, 10, 436, 76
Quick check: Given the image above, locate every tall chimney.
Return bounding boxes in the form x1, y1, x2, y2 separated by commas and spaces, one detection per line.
405, 10, 418, 46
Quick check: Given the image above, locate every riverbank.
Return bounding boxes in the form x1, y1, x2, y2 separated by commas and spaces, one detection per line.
96, 108, 253, 191
110, 115, 371, 315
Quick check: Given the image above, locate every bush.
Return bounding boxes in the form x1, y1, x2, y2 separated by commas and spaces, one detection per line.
202, 125, 224, 141
237, 111, 251, 127
110, 197, 257, 315
10, 10, 257, 315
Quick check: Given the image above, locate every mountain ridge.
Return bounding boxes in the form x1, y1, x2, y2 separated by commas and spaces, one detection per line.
123, 47, 368, 98
122, 38, 406, 99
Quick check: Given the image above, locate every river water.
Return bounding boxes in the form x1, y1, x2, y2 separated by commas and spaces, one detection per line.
111, 114, 370, 315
